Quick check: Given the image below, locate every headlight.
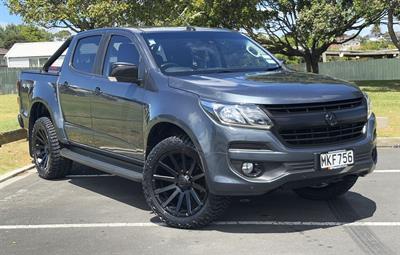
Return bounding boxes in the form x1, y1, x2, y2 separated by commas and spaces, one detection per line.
363, 92, 372, 118
200, 100, 273, 129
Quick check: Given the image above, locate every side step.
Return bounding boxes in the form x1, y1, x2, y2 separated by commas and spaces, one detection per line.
60, 148, 143, 182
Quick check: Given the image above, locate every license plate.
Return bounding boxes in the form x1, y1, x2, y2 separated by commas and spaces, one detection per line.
320, 150, 354, 170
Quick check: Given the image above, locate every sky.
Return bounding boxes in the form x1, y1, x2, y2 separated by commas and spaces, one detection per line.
0, 3, 398, 36
0, 3, 21, 26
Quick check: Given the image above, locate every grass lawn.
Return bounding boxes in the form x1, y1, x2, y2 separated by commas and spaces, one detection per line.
0, 94, 20, 133
0, 140, 32, 175
355, 80, 400, 137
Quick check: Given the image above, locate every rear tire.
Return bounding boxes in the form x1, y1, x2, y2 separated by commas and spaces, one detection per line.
142, 136, 230, 229
293, 175, 358, 200
31, 117, 71, 179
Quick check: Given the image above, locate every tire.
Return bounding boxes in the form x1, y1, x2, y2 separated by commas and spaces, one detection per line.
142, 136, 230, 229
293, 175, 358, 200
31, 117, 71, 179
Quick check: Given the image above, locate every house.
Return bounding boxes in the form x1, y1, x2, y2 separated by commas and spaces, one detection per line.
0, 48, 8, 67
330, 35, 362, 51
322, 49, 400, 62
4, 41, 65, 68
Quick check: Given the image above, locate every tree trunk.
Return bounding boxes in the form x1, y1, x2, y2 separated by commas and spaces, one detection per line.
304, 54, 320, 74
305, 59, 312, 73
311, 57, 319, 73
388, 6, 400, 51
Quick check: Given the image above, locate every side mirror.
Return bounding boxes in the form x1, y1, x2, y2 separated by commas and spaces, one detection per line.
109, 62, 139, 83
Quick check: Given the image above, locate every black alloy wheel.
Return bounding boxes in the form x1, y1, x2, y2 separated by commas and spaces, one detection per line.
152, 148, 207, 217
33, 124, 51, 170
143, 136, 230, 229
31, 117, 71, 179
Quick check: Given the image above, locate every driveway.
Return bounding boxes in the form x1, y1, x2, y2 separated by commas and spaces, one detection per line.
0, 148, 399, 255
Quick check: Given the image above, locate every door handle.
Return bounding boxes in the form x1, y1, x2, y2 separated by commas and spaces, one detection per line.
94, 86, 102, 95
60, 81, 71, 89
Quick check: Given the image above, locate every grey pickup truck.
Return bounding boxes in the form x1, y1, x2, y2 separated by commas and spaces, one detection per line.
17, 27, 377, 228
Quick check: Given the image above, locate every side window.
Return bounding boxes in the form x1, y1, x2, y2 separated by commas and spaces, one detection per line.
103, 35, 140, 76
72, 35, 101, 73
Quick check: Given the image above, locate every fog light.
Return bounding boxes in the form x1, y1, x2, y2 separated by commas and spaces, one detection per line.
242, 162, 254, 175
241, 162, 263, 177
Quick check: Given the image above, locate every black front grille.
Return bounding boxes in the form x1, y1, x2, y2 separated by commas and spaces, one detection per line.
264, 97, 363, 115
280, 122, 365, 146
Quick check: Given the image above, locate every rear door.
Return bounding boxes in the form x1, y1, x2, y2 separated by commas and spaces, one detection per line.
90, 32, 146, 161
58, 34, 103, 146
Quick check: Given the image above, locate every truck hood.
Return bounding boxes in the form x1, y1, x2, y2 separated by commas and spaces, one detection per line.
168, 70, 363, 105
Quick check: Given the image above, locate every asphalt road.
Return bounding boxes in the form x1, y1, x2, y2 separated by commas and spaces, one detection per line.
0, 148, 399, 255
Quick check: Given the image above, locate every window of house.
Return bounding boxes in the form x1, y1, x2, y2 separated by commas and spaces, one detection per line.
28, 57, 50, 68
29, 58, 38, 67
39, 58, 48, 66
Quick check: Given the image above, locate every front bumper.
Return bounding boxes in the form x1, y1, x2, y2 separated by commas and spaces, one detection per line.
203, 114, 377, 196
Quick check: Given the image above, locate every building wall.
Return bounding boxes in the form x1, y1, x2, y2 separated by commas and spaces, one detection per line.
7, 56, 65, 68
7, 57, 29, 68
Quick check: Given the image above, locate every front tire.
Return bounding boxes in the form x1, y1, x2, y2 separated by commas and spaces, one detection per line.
142, 136, 230, 229
31, 117, 71, 179
293, 175, 358, 200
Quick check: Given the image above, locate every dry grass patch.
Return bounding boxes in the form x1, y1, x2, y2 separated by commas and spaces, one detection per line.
0, 140, 32, 175
0, 94, 19, 132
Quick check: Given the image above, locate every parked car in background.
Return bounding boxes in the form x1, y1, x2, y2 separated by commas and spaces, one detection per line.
17, 27, 377, 228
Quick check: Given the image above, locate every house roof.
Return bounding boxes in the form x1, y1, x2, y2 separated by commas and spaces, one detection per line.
5, 41, 65, 58
324, 49, 400, 57
0, 48, 8, 55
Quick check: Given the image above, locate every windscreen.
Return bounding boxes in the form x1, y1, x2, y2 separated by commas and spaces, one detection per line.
142, 31, 280, 74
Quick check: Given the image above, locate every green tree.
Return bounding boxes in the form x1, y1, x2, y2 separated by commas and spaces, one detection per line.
19, 25, 53, 41
387, 0, 400, 50
371, 23, 382, 37
359, 40, 396, 50
247, 1, 385, 73
5, 0, 265, 31
5, 0, 136, 32
0, 26, 22, 49
5, 0, 388, 74
0, 24, 53, 49
176, 0, 266, 30
53, 30, 72, 41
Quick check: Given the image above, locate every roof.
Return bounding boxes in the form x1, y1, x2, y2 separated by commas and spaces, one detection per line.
0, 48, 7, 55
5, 41, 65, 58
134, 26, 231, 33
76, 26, 231, 34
